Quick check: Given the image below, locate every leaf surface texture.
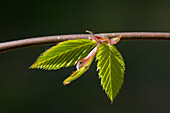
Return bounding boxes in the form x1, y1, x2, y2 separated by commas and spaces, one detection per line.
96, 43, 125, 102
30, 39, 96, 70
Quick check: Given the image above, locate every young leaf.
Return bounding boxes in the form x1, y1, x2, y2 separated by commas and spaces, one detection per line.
63, 44, 100, 85
63, 67, 88, 85
30, 39, 96, 70
96, 43, 125, 102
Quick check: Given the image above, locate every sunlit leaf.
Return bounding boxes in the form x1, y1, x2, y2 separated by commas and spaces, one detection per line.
30, 39, 96, 70
96, 43, 125, 102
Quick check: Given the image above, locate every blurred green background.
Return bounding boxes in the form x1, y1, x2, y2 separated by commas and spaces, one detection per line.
0, 0, 170, 113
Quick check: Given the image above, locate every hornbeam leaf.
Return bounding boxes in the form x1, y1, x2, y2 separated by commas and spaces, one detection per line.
30, 39, 96, 70
96, 43, 125, 102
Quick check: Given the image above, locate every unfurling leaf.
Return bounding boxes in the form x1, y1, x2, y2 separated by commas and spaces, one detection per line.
64, 44, 100, 85
30, 39, 96, 70
63, 67, 88, 85
96, 43, 125, 102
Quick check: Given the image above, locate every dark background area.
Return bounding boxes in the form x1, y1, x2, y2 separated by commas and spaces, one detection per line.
0, 0, 170, 113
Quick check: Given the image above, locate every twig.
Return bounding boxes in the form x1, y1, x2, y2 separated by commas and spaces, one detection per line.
0, 32, 170, 53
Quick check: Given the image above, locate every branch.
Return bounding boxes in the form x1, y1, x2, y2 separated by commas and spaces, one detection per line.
0, 32, 170, 53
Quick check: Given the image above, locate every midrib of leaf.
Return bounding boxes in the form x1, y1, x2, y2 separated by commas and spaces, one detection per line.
108, 48, 113, 100
103, 47, 114, 99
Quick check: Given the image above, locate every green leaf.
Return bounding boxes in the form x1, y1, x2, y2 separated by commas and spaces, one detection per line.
30, 39, 96, 70
63, 66, 88, 85
96, 43, 125, 102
